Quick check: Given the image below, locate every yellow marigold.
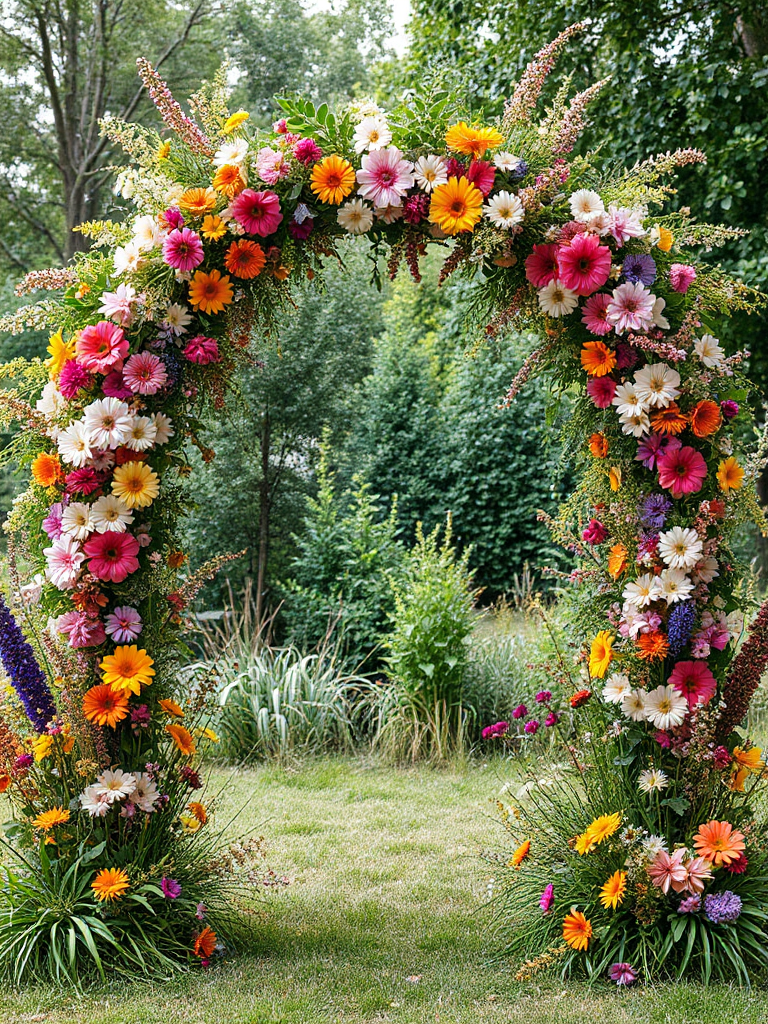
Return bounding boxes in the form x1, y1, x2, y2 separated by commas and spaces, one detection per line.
31, 734, 53, 762
201, 214, 227, 241
655, 225, 674, 251
167, 724, 196, 756
444, 121, 504, 157
222, 110, 249, 134
510, 839, 531, 868
607, 543, 628, 579
717, 456, 744, 494
212, 164, 247, 198
188, 269, 234, 315
180, 813, 202, 833
31, 451, 61, 488
100, 645, 155, 696
429, 176, 483, 235
562, 910, 592, 951
46, 329, 75, 379
608, 466, 622, 491
588, 630, 615, 679
157, 141, 171, 160
179, 187, 217, 217
310, 155, 356, 204
600, 870, 627, 910
158, 698, 184, 718
33, 806, 70, 831
111, 461, 160, 509
91, 867, 130, 902
584, 812, 622, 847
574, 831, 595, 856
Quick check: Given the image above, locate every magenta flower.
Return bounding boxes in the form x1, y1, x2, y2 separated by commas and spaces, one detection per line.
582, 518, 608, 545
720, 400, 739, 420
65, 468, 101, 496
76, 321, 129, 373
293, 137, 322, 166
539, 883, 554, 914
657, 440, 707, 498
403, 194, 430, 224
512, 703, 528, 719
102, 367, 134, 400
59, 360, 94, 399
668, 660, 717, 709
635, 432, 671, 470
288, 217, 314, 240
524, 720, 540, 735
669, 263, 697, 293
524, 243, 559, 287
105, 606, 143, 642
557, 234, 612, 296
83, 531, 140, 583
162, 228, 204, 272
161, 876, 182, 899
586, 375, 617, 409
609, 963, 637, 986
535, 690, 552, 704
162, 207, 185, 230
544, 711, 559, 727
42, 503, 65, 540
183, 336, 221, 365
465, 159, 495, 196
123, 352, 169, 395
581, 292, 612, 335
356, 148, 415, 208
231, 189, 283, 237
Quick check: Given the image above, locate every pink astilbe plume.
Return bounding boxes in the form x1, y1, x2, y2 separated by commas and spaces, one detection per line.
504, 23, 586, 127
552, 78, 611, 155
136, 58, 213, 156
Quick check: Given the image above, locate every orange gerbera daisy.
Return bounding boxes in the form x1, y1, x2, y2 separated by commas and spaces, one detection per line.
580, 340, 616, 377
225, 239, 266, 279
188, 801, 208, 825
31, 451, 61, 488
212, 164, 246, 198
636, 631, 670, 661
510, 839, 530, 868
100, 645, 155, 695
91, 867, 130, 902
310, 155, 356, 204
167, 723, 196, 756
179, 187, 217, 216
158, 698, 184, 717
600, 870, 627, 910
690, 399, 721, 438
82, 683, 130, 728
588, 631, 614, 679
188, 269, 234, 315
429, 176, 483, 235
193, 925, 217, 958
607, 543, 628, 579
717, 456, 744, 494
693, 820, 746, 866
32, 806, 70, 831
562, 910, 592, 951
650, 402, 688, 435
589, 433, 608, 458
444, 121, 504, 157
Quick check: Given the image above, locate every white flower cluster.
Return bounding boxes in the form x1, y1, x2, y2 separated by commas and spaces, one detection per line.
79, 768, 160, 817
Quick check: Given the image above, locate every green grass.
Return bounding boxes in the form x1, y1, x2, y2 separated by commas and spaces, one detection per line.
0, 757, 766, 1022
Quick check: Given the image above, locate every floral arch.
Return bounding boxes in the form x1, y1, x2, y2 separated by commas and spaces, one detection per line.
0, 22, 766, 985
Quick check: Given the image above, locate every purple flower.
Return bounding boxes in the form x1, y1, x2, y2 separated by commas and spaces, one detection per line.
163, 207, 184, 230
544, 711, 559, 728
105, 606, 143, 643
42, 502, 65, 540
704, 891, 742, 923
524, 720, 540, 735
622, 253, 656, 286
721, 400, 739, 421
609, 963, 638, 986
667, 601, 696, 657
639, 493, 672, 530
535, 690, 552, 704
13, 753, 33, 772
161, 876, 182, 899
539, 883, 554, 914
678, 894, 701, 914
512, 704, 528, 720
615, 341, 640, 370
636, 434, 672, 471
0, 596, 57, 732
130, 705, 151, 733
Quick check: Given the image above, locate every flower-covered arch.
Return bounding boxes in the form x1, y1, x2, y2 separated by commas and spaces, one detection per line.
0, 22, 766, 984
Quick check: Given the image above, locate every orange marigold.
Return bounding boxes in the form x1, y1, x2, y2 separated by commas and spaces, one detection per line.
607, 543, 628, 579
225, 239, 266, 279
212, 164, 247, 198
166, 723, 196, 756
310, 155, 356, 204
31, 451, 61, 488
636, 631, 670, 661
693, 819, 746, 867
562, 910, 592, 951
179, 187, 217, 216
650, 402, 688, 435
589, 433, 609, 458
510, 839, 531, 868
580, 341, 616, 377
188, 800, 207, 824
193, 925, 217, 958
570, 689, 592, 709
690, 399, 722, 438
188, 269, 234, 315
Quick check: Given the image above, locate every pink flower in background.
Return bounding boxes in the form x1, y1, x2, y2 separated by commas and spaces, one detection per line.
256, 146, 290, 184
102, 367, 133, 400
288, 217, 314, 240
44, 535, 85, 588
55, 610, 106, 648
76, 321, 129, 373
557, 234, 611, 296
293, 138, 322, 166
525, 243, 559, 287
465, 159, 495, 196
657, 440, 707, 498
582, 519, 608, 545
356, 148, 415, 208
42, 503, 65, 540
123, 352, 168, 395
669, 263, 697, 293
586, 375, 617, 409
183, 336, 221, 365
581, 292, 612, 335
83, 531, 140, 583
539, 884, 554, 914
524, 720, 540, 734
512, 704, 528, 719
231, 189, 283, 236
105, 606, 143, 642
635, 433, 671, 470
161, 877, 182, 899
669, 661, 717, 709
162, 207, 185, 230
683, 857, 713, 894
58, 360, 94, 399
648, 847, 687, 894
606, 282, 655, 334
162, 228, 204, 272
606, 204, 645, 246
99, 282, 139, 326
403, 194, 430, 224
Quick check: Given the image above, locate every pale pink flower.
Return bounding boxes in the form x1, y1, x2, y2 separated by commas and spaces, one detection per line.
256, 147, 290, 185
606, 282, 656, 334
356, 148, 414, 208
44, 535, 85, 589
122, 352, 168, 395
99, 283, 139, 327
648, 847, 688, 894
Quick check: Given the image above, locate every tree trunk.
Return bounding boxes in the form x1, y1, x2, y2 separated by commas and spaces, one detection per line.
255, 411, 271, 626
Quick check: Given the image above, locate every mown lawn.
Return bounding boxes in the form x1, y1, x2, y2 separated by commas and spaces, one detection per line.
0, 757, 766, 1023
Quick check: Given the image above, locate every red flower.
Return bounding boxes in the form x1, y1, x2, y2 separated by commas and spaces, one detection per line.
524, 243, 559, 287
557, 233, 612, 296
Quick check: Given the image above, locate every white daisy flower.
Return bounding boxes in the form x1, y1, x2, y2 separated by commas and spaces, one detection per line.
90, 494, 134, 534
569, 188, 605, 223
132, 772, 160, 813
93, 768, 137, 803
612, 382, 648, 418
132, 214, 165, 252
337, 199, 374, 235
493, 151, 524, 173
484, 190, 524, 229
638, 768, 669, 794
657, 568, 694, 605
60, 502, 94, 541
57, 420, 93, 467
622, 573, 662, 609
162, 303, 193, 336
621, 688, 648, 722
112, 240, 144, 276
657, 527, 704, 571
537, 279, 578, 317
83, 397, 132, 450
79, 785, 112, 817
213, 139, 249, 167
36, 381, 67, 420
352, 116, 392, 153
413, 155, 448, 192
693, 334, 725, 368
618, 409, 651, 437
643, 684, 688, 730
124, 414, 158, 452
602, 672, 632, 704
151, 412, 175, 445
633, 362, 681, 408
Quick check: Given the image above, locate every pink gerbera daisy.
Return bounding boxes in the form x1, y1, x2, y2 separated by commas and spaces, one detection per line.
356, 148, 415, 208
183, 336, 221, 365
557, 234, 612, 296
668, 661, 717, 709
44, 535, 85, 589
105, 605, 143, 642
122, 352, 169, 395
648, 847, 688, 894
162, 228, 204, 272
581, 292, 613, 335
293, 138, 323, 166
83, 531, 140, 583
586, 376, 617, 409
606, 282, 656, 335
657, 440, 708, 498
524, 243, 559, 287
231, 189, 283, 236
76, 322, 129, 374
465, 159, 496, 196
58, 360, 94, 399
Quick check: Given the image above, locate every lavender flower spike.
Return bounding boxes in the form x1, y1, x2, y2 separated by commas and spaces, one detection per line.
0, 596, 57, 732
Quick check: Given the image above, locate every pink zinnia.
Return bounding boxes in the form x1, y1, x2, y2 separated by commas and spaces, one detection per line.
657, 440, 707, 498
669, 660, 717, 709
586, 375, 617, 409
557, 234, 612, 296
65, 467, 101, 496
58, 360, 93, 399
669, 263, 697, 294
105, 605, 143, 642
539, 883, 554, 915
256, 146, 290, 185
76, 321, 129, 373
183, 336, 221, 365
83, 531, 140, 583
581, 292, 612, 335
356, 148, 415, 208
123, 352, 168, 395
162, 228, 204, 272
231, 189, 283, 237
102, 367, 133, 400
56, 610, 106, 648
465, 159, 496, 196
648, 847, 688, 894
524, 243, 559, 287
293, 138, 322, 166
606, 282, 655, 334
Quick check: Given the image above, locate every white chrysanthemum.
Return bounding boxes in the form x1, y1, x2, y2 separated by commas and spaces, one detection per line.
537, 279, 578, 317
60, 502, 94, 541
132, 772, 160, 813
569, 188, 605, 223
622, 573, 662, 609
658, 527, 704, 571
612, 382, 647, 418
90, 494, 134, 533
618, 409, 651, 438
337, 199, 374, 235
493, 151, 524, 173
163, 303, 192, 336
602, 672, 632, 704
93, 768, 137, 803
633, 362, 681, 408
643, 684, 688, 730
694, 334, 725, 368
57, 420, 93, 467
79, 785, 111, 817
36, 381, 67, 420
652, 296, 670, 330
657, 568, 694, 605
692, 555, 719, 585
642, 835, 668, 859
83, 397, 132, 450
151, 412, 175, 445
413, 155, 448, 193
621, 688, 648, 722
113, 240, 143, 276
124, 414, 158, 452
213, 139, 248, 167
638, 768, 669, 794
352, 116, 392, 153
484, 190, 524, 229
132, 214, 165, 251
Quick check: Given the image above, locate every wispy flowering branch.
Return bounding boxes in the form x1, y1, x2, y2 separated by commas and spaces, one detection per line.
135, 58, 214, 157
503, 23, 586, 129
